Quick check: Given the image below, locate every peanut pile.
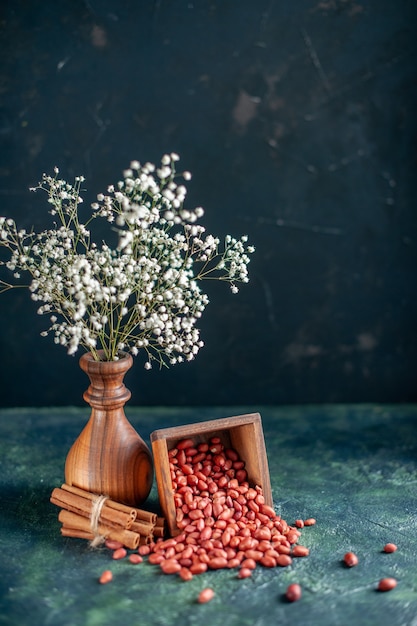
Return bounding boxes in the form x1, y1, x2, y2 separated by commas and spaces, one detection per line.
143, 435, 311, 579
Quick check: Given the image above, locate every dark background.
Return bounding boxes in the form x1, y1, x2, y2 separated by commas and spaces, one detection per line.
0, 0, 416, 408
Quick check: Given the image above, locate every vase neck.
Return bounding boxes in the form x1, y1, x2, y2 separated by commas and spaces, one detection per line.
79, 352, 133, 410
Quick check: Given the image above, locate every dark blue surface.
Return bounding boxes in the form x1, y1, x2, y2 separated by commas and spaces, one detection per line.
0, 1, 416, 407
0, 404, 416, 626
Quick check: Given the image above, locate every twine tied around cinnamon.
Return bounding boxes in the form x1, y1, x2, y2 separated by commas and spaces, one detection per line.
89, 493, 109, 547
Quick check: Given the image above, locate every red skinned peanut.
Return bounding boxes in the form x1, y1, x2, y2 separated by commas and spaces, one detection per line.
198, 588, 215, 603
378, 578, 397, 592
99, 570, 113, 584
285, 583, 302, 602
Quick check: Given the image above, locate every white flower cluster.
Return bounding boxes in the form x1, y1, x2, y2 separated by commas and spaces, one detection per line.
0, 154, 255, 366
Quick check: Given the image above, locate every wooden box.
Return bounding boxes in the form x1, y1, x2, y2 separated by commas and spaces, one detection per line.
150, 412, 272, 537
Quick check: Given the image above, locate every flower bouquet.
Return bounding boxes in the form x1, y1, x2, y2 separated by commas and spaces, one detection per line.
0, 153, 254, 367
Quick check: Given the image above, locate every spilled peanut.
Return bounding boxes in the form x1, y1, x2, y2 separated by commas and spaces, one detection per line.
383, 543, 397, 553
343, 552, 359, 567
197, 588, 215, 603
98, 570, 113, 584
378, 577, 397, 591
285, 583, 302, 602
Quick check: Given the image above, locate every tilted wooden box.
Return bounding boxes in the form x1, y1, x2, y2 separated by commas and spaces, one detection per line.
150, 412, 272, 537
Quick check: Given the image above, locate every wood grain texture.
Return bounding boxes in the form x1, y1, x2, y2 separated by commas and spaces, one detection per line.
64, 351, 153, 506
151, 413, 272, 536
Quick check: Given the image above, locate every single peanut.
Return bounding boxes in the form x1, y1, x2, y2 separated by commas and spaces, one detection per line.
128, 554, 143, 564
286, 531, 299, 545
238, 567, 252, 578
98, 570, 113, 584
208, 556, 228, 569
190, 562, 208, 574
198, 588, 215, 603
148, 553, 165, 565
161, 559, 182, 574
276, 554, 292, 567
112, 547, 127, 560
343, 552, 359, 567
378, 577, 397, 591
285, 583, 302, 602
179, 567, 193, 581
383, 543, 397, 553
176, 438, 195, 450
292, 545, 310, 557
260, 555, 276, 567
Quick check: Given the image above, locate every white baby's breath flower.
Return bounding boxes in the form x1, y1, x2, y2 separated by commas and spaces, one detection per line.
0, 152, 254, 365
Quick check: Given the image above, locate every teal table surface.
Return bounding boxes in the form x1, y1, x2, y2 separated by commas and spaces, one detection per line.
0, 404, 416, 626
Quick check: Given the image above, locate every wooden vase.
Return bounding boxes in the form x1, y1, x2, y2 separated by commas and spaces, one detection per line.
64, 351, 153, 506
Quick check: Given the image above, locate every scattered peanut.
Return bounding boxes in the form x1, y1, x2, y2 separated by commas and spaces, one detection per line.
292, 545, 309, 557
128, 554, 143, 564
197, 588, 215, 603
378, 577, 397, 592
285, 583, 302, 602
343, 552, 359, 567
383, 543, 397, 553
98, 570, 113, 584
304, 518, 316, 526
112, 547, 127, 560
238, 567, 253, 579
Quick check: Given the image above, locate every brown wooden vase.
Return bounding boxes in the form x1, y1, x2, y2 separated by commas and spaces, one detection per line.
64, 351, 153, 506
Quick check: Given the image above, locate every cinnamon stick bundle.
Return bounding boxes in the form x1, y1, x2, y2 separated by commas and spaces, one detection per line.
51, 482, 166, 549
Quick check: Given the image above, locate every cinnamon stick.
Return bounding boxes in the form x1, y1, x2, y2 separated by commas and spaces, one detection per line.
61, 527, 95, 541
60, 483, 137, 526
58, 509, 140, 549
153, 524, 165, 538
133, 507, 157, 524
51, 488, 134, 529
129, 519, 155, 536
